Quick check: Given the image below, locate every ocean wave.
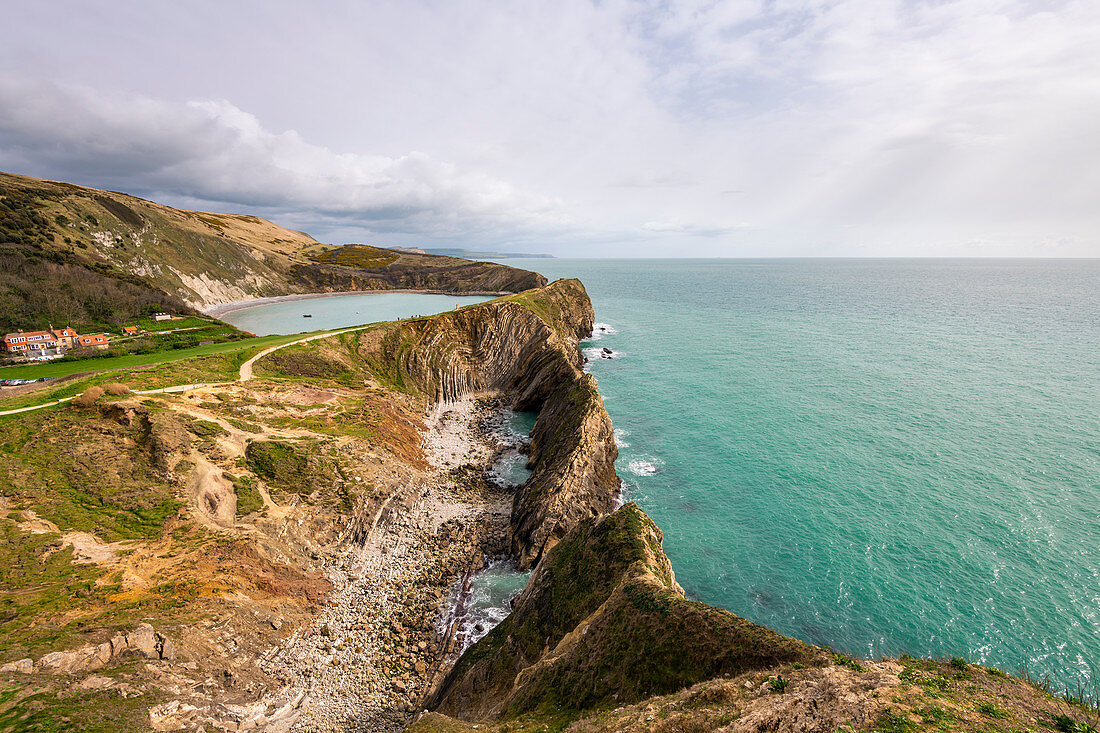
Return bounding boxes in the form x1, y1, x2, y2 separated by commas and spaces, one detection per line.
490, 450, 531, 488
589, 322, 618, 339
627, 458, 662, 476
614, 428, 630, 448
583, 346, 620, 362
445, 561, 532, 653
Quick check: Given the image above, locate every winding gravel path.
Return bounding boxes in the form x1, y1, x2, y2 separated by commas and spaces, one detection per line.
238, 327, 366, 381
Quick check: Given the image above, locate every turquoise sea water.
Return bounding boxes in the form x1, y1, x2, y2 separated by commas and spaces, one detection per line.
220, 292, 493, 335
510, 258, 1100, 691
232, 259, 1100, 691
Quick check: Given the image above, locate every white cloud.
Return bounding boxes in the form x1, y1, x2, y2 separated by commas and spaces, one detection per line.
0, 76, 565, 239
1, 0, 1098, 255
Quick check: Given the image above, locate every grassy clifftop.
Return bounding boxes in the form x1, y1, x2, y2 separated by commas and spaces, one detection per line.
428, 504, 821, 723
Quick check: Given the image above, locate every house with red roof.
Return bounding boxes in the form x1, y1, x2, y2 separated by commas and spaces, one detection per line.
3, 326, 104, 358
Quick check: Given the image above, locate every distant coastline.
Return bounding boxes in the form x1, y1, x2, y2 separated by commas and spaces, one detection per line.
205, 289, 511, 319
421, 247, 555, 260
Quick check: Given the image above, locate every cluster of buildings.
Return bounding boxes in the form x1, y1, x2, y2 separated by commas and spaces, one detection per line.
3, 327, 110, 361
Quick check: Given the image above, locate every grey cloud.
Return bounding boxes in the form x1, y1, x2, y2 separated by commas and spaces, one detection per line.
0, 77, 564, 239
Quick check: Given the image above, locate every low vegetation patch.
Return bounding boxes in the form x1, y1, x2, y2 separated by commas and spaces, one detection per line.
870, 710, 916, 733
0, 409, 184, 541
308, 244, 399, 270
245, 440, 309, 487
234, 476, 264, 517
257, 346, 350, 380
187, 419, 226, 438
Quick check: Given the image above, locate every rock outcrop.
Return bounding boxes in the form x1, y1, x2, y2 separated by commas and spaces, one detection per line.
1, 624, 176, 676
356, 278, 620, 567
425, 504, 822, 722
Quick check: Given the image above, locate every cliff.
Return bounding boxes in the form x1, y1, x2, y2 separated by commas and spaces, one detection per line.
353, 278, 619, 567
429, 504, 821, 721
395, 282, 1099, 733
0, 171, 544, 329
0, 273, 1094, 732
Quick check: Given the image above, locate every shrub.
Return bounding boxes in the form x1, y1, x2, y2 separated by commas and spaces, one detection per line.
71, 385, 105, 408
977, 702, 1005, 718
104, 382, 131, 395
833, 653, 865, 672
1053, 714, 1097, 733
770, 675, 790, 693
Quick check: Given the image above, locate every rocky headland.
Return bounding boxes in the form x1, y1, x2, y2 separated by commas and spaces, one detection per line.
0, 278, 1095, 733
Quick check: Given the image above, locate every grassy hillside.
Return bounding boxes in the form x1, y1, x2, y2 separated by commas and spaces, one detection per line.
0, 172, 547, 318
0, 171, 319, 312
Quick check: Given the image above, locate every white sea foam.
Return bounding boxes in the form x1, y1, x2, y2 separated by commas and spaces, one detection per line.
627, 459, 661, 476
490, 449, 531, 488
588, 322, 618, 340
614, 428, 630, 448
441, 561, 532, 654
611, 478, 625, 510
583, 346, 621, 362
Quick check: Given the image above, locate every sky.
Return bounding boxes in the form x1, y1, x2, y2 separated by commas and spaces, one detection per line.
2, 0, 1098, 257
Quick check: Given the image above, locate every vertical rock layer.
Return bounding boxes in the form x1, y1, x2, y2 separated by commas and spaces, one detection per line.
354, 278, 619, 567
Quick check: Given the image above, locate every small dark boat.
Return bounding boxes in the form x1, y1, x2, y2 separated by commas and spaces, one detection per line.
302, 314, 312, 318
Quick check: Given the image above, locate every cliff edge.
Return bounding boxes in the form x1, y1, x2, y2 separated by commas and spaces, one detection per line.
354, 278, 620, 568
429, 504, 821, 722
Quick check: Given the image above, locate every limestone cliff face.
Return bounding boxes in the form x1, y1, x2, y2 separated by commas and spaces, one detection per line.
427, 504, 821, 722
355, 279, 618, 567
511, 372, 619, 569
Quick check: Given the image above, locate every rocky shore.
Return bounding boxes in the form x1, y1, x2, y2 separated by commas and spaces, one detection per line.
261, 399, 516, 733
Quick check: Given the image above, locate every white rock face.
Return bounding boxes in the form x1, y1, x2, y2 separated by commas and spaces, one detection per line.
24, 624, 177, 675
172, 269, 272, 310
126, 623, 159, 658
0, 658, 33, 674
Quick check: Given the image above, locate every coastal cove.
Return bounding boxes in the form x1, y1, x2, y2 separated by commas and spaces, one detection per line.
213, 291, 495, 336
204, 260, 1100, 693
498, 258, 1100, 692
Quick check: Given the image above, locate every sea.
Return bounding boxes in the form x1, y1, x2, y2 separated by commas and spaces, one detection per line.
228, 258, 1100, 692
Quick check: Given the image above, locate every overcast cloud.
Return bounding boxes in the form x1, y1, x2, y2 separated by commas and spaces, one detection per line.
2, 0, 1098, 256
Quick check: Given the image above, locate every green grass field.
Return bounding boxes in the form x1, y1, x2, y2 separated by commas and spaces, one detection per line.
0, 332, 321, 381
